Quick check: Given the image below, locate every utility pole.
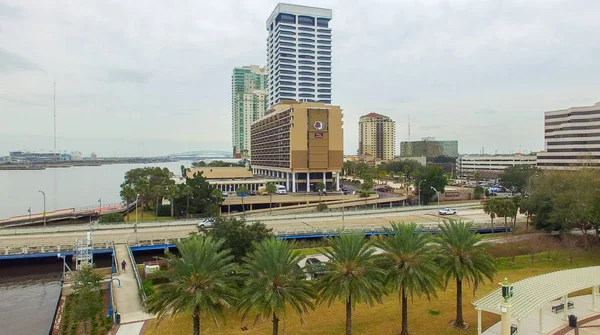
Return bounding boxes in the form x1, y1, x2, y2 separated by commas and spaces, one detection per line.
39, 190, 46, 227
54, 81, 56, 156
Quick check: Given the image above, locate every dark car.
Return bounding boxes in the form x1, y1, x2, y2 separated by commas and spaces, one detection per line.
305, 258, 326, 278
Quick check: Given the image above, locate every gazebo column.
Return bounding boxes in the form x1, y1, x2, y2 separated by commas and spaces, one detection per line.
593, 285, 597, 312
517, 319, 522, 335
477, 308, 482, 335
538, 308, 543, 334
563, 295, 568, 321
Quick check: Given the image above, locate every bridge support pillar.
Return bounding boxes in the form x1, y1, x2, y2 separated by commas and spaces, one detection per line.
4, 247, 8, 255
292, 173, 296, 193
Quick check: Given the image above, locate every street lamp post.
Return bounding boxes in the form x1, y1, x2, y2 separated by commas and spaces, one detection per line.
431, 186, 440, 224
418, 179, 427, 206
135, 194, 140, 244
39, 190, 46, 227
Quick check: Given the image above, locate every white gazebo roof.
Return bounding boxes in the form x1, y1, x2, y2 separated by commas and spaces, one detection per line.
473, 266, 600, 321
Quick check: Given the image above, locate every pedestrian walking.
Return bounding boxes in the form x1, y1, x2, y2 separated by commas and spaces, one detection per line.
121, 260, 127, 272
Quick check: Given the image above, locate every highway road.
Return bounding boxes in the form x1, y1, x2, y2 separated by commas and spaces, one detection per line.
0, 204, 520, 247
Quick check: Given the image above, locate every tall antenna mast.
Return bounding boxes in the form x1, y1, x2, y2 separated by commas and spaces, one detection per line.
408, 114, 411, 142
53, 80, 56, 154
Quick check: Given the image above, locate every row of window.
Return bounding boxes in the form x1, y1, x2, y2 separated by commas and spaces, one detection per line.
544, 110, 600, 119
546, 117, 600, 126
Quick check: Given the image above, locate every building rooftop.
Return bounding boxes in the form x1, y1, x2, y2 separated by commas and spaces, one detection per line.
360, 113, 390, 119
187, 167, 253, 180
267, 3, 332, 27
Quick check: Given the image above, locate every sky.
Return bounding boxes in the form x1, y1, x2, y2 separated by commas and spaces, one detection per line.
1, 0, 600, 157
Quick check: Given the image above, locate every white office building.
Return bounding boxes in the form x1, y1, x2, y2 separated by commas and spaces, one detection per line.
537, 101, 600, 169
266, 3, 332, 108
457, 154, 537, 177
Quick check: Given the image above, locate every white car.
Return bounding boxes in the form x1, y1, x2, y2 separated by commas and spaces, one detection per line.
197, 218, 215, 229
439, 208, 457, 215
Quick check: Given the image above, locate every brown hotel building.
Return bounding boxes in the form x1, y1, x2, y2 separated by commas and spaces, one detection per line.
250, 101, 343, 192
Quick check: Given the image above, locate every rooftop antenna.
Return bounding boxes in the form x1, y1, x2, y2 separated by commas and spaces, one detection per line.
53, 80, 56, 155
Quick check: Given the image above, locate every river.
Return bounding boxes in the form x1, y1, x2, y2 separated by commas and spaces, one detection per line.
0, 159, 238, 220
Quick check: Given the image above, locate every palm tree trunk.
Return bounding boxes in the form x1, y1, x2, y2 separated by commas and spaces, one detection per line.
170, 198, 174, 218
526, 215, 529, 232
155, 197, 159, 220
272, 313, 279, 335
455, 278, 464, 327
126, 201, 130, 221
241, 197, 245, 214
186, 196, 190, 217
192, 305, 200, 335
269, 194, 272, 215
346, 295, 352, 335
401, 286, 408, 335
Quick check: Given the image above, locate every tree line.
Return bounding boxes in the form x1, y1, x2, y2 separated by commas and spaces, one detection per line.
147, 220, 497, 335
343, 159, 448, 205
119, 167, 223, 220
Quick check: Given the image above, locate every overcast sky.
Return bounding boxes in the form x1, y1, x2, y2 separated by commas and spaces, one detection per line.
1, 0, 600, 157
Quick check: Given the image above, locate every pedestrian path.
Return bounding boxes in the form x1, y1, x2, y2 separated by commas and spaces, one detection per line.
116, 321, 146, 335
113, 244, 152, 324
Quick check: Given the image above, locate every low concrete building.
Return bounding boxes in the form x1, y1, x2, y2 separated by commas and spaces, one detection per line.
457, 154, 537, 178
186, 167, 285, 193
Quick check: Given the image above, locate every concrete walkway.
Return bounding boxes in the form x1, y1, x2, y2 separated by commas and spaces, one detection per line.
116, 321, 146, 335
113, 244, 152, 324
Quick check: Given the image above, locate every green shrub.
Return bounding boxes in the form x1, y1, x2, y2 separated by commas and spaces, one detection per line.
98, 213, 124, 223
142, 279, 154, 296
316, 202, 328, 212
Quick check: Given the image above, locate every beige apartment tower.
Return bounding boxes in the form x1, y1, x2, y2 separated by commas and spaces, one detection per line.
251, 101, 343, 192
358, 113, 396, 161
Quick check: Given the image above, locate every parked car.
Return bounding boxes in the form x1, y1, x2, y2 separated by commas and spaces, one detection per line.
439, 208, 457, 215
304, 258, 326, 278
197, 218, 215, 229
221, 191, 228, 197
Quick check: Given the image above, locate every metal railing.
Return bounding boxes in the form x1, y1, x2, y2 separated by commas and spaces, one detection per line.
127, 245, 147, 305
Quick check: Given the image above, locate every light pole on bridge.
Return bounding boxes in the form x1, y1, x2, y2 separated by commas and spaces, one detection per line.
39, 190, 46, 227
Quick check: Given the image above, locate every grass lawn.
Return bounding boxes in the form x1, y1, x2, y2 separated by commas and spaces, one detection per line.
144, 246, 600, 335
123, 208, 174, 222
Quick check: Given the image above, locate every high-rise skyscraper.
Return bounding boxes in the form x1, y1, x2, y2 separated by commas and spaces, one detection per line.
231, 65, 268, 156
358, 113, 396, 161
266, 3, 332, 108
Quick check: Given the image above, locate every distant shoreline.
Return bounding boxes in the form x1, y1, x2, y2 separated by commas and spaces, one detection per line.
0, 158, 181, 170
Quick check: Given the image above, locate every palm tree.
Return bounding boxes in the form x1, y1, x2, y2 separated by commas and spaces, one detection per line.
238, 239, 315, 335
146, 236, 238, 335
237, 186, 249, 214
483, 199, 498, 233
378, 223, 440, 335
315, 181, 325, 202
165, 183, 180, 218
315, 233, 386, 335
435, 221, 497, 329
265, 182, 277, 215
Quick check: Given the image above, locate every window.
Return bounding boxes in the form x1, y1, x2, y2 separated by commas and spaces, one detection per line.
280, 53, 296, 58
278, 41, 295, 47
279, 58, 295, 63
276, 13, 295, 24
299, 65, 315, 70
317, 50, 331, 55
299, 88, 315, 92
318, 89, 331, 93
279, 47, 296, 53
317, 45, 331, 50
317, 34, 331, 39
278, 64, 296, 69
279, 92, 295, 97
298, 71, 315, 76
318, 72, 331, 77
279, 77, 296, 82
279, 86, 295, 91
317, 56, 331, 61
298, 15, 314, 26
298, 54, 315, 59
317, 28, 331, 33
279, 36, 295, 41
317, 67, 331, 71
299, 32, 315, 37
298, 27, 315, 32
317, 18, 330, 27
279, 24, 296, 30
299, 77, 315, 81
299, 82, 315, 87
298, 49, 315, 54
279, 30, 295, 36
298, 38, 315, 43
298, 43, 314, 48
318, 40, 331, 44
299, 93, 314, 98
317, 62, 331, 66
318, 94, 331, 99
317, 78, 331, 82
278, 70, 295, 75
